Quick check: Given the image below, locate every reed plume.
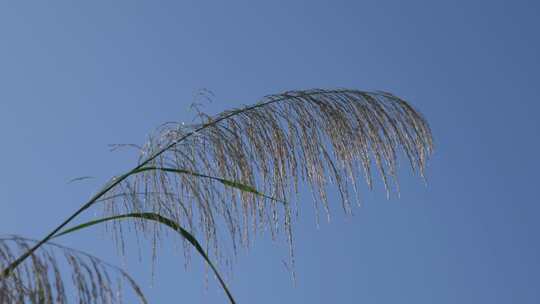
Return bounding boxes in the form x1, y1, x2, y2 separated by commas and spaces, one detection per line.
0, 235, 146, 304
103, 88, 433, 270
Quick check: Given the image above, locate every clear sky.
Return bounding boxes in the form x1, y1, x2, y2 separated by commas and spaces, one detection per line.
1, 1, 539, 303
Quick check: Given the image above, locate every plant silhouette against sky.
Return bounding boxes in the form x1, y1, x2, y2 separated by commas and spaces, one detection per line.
0, 88, 433, 303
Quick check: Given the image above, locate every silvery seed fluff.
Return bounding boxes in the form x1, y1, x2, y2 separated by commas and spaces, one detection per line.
102, 88, 434, 272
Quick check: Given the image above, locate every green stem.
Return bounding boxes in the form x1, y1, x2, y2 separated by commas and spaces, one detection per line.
0, 90, 294, 278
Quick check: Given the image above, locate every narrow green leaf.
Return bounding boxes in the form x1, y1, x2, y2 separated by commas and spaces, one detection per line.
53, 212, 236, 304
134, 166, 286, 204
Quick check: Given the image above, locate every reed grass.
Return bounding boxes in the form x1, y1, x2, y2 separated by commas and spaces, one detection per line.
1, 88, 433, 303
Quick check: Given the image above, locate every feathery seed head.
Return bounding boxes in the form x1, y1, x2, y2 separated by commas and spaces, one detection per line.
102, 88, 434, 273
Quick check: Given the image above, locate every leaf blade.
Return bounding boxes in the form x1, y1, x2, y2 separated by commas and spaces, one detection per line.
53, 212, 236, 304
135, 166, 286, 204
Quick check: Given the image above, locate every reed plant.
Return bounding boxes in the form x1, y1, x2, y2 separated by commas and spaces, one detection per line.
0, 88, 433, 303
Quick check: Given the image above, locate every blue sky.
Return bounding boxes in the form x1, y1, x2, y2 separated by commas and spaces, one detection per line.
1, 1, 539, 303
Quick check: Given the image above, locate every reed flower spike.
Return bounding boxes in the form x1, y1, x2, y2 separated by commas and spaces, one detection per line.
104, 88, 434, 270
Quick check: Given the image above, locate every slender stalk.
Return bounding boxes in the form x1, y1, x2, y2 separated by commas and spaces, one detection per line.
0, 90, 294, 278
0, 170, 130, 278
